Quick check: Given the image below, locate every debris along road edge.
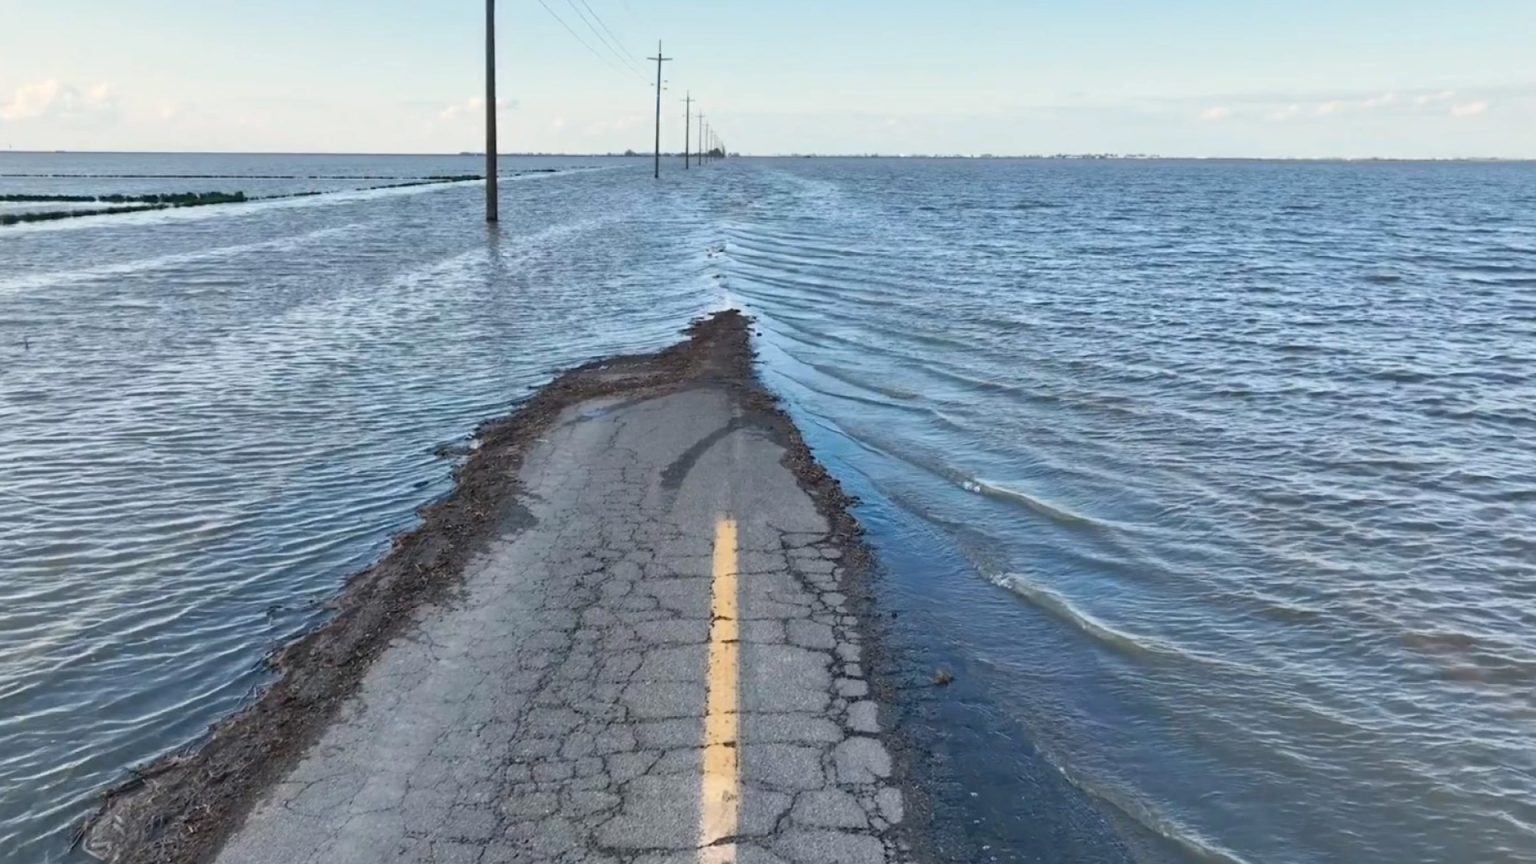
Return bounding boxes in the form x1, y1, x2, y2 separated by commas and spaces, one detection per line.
85, 311, 911, 864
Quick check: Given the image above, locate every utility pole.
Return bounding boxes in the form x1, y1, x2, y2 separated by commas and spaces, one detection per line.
647, 41, 672, 179
683, 92, 691, 170
484, 0, 498, 222
696, 114, 705, 167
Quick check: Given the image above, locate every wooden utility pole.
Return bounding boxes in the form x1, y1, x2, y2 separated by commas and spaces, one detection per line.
647, 41, 672, 179
484, 0, 497, 222
682, 92, 692, 170
696, 113, 705, 167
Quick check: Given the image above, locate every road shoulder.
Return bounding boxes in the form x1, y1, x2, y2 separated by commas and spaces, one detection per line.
83, 311, 914, 864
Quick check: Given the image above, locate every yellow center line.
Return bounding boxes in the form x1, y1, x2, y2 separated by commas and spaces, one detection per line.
700, 517, 741, 863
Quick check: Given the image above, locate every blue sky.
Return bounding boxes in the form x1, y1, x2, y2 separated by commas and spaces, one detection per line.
1, 0, 1531, 156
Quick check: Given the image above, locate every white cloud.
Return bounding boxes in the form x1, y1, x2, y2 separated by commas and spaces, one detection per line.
1252, 89, 1497, 123
438, 96, 515, 122
0, 80, 62, 120
0, 79, 118, 122
1266, 103, 1303, 122
1199, 106, 1231, 121
1315, 92, 1395, 116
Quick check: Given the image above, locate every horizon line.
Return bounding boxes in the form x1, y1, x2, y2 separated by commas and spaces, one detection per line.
3, 149, 1535, 162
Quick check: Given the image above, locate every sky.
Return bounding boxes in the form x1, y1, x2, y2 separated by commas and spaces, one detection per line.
1, 0, 1532, 157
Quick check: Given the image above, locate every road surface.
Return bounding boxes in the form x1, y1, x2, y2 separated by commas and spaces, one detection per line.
87, 312, 908, 864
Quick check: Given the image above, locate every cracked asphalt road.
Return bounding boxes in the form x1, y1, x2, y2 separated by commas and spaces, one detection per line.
212, 386, 905, 864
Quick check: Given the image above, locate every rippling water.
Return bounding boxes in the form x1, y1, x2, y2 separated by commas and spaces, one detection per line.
0, 153, 719, 860
706, 159, 1536, 864
3, 154, 1534, 863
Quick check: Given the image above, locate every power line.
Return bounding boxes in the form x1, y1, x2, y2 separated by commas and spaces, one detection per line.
575, 0, 644, 73
565, 0, 647, 78
535, 0, 647, 83
569, 3, 643, 77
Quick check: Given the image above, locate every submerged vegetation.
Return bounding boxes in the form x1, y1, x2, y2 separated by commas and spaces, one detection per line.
0, 192, 248, 225
2, 205, 164, 225
0, 175, 489, 227
0, 191, 247, 205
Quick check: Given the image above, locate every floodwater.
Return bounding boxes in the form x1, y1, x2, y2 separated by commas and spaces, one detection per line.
0, 153, 717, 860
2, 154, 1534, 863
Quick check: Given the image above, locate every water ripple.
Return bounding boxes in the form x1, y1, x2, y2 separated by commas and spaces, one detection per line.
0, 153, 716, 860
715, 158, 1536, 864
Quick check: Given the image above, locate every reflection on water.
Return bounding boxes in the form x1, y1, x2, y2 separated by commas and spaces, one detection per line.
707, 159, 1536, 864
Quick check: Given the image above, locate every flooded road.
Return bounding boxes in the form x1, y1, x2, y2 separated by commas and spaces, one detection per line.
3, 154, 1535, 863
0, 154, 719, 859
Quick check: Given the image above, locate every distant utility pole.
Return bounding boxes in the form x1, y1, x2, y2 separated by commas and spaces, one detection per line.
683, 92, 692, 170
696, 114, 705, 167
647, 41, 672, 179
484, 0, 498, 222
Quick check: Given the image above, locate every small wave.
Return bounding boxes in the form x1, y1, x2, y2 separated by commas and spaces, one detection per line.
962, 477, 1114, 531
800, 360, 922, 402
1370, 368, 1435, 384
987, 571, 1169, 661
987, 572, 1259, 676
780, 371, 931, 415
1052, 763, 1258, 864
0, 224, 365, 293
